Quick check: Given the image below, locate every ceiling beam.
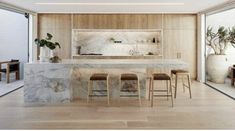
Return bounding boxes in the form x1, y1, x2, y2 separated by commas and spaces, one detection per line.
0, 2, 36, 15
199, 0, 235, 15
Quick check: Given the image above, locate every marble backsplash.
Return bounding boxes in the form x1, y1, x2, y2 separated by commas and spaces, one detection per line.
72, 29, 162, 56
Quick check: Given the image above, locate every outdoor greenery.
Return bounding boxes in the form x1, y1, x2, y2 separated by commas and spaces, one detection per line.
206, 26, 235, 55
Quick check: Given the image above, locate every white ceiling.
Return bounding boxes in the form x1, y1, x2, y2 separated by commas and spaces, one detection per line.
0, 0, 231, 13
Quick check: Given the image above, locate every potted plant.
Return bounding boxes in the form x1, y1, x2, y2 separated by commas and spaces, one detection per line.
35, 33, 61, 62
206, 26, 235, 83
229, 27, 235, 47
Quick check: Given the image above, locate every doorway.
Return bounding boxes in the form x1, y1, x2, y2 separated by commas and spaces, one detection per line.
205, 8, 235, 98
0, 8, 29, 95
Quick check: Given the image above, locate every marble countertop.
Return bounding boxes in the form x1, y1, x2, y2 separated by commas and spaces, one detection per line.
72, 55, 163, 59
27, 59, 188, 69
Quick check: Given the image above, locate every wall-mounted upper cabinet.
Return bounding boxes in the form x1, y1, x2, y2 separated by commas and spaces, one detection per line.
163, 14, 197, 30
72, 14, 163, 29
147, 15, 163, 29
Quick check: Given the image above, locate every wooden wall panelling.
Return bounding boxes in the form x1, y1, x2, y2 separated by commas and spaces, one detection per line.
163, 29, 196, 78
72, 15, 89, 29
72, 14, 160, 29
147, 14, 163, 29
163, 30, 180, 59
38, 14, 71, 59
163, 14, 196, 29
38, 14, 197, 79
163, 14, 197, 79
180, 30, 197, 79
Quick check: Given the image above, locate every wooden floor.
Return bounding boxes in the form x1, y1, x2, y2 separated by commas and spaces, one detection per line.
0, 81, 235, 129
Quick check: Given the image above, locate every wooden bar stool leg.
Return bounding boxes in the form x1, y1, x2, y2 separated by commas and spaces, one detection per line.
6, 73, 10, 83
119, 78, 122, 105
182, 75, 185, 92
170, 79, 174, 107
90, 81, 93, 101
148, 77, 152, 101
137, 79, 141, 106
151, 80, 154, 107
0, 64, 1, 81
166, 80, 169, 101
171, 73, 173, 81
16, 71, 20, 80
232, 75, 234, 86
6, 65, 10, 83
87, 80, 91, 103
107, 76, 110, 105
174, 74, 178, 98
169, 75, 172, 93
187, 74, 192, 99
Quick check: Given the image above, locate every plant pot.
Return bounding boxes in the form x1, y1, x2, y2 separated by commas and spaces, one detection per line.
206, 54, 229, 83
49, 49, 55, 58
39, 47, 49, 62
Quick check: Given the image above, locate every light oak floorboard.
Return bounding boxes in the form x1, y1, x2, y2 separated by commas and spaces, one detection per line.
0, 81, 235, 129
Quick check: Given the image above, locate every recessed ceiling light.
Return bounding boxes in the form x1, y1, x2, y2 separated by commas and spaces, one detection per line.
35, 2, 185, 6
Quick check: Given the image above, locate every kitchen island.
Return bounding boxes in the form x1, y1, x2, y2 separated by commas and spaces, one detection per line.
24, 59, 188, 103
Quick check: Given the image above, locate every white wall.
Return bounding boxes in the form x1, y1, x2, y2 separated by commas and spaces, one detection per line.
197, 14, 206, 82
206, 8, 235, 65
0, 9, 28, 79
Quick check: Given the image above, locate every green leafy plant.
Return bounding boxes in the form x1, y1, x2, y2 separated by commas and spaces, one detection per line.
229, 27, 235, 48
34, 33, 61, 50
206, 26, 235, 55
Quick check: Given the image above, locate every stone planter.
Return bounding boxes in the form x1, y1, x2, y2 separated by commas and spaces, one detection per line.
206, 54, 229, 83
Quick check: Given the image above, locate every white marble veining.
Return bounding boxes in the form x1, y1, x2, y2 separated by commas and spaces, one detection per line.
24, 59, 188, 103
72, 29, 162, 56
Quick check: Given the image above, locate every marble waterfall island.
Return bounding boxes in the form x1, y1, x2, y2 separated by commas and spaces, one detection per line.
24, 59, 188, 103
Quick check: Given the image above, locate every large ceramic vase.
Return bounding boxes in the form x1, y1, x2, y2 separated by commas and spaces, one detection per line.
206, 54, 229, 83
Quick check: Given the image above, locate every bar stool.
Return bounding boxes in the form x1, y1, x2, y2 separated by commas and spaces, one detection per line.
119, 73, 141, 106
149, 73, 173, 107
171, 70, 192, 99
87, 73, 110, 105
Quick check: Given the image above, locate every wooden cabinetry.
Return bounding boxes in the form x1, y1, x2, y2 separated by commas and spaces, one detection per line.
38, 14, 71, 59
38, 14, 197, 79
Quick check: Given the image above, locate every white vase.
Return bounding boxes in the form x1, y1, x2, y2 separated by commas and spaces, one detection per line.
206, 54, 229, 83
39, 47, 49, 62
49, 49, 55, 58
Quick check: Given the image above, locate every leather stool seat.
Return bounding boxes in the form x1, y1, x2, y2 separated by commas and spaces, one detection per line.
121, 73, 138, 80
153, 73, 171, 80
90, 73, 108, 80
171, 69, 188, 74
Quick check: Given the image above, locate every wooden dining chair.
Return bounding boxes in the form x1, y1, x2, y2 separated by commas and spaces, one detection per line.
0, 59, 20, 83
231, 65, 235, 86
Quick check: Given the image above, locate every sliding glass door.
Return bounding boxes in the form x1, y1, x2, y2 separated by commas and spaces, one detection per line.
0, 9, 29, 79
205, 8, 235, 97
